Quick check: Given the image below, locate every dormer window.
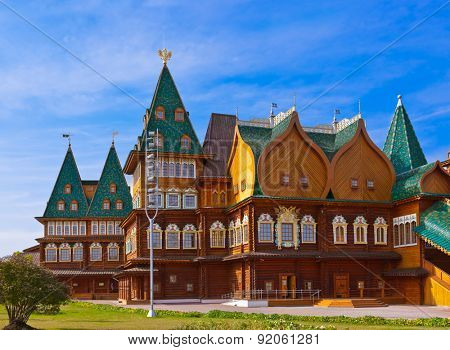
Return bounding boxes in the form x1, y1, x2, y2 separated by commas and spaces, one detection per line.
103, 199, 110, 210
281, 174, 290, 186
367, 179, 375, 190
64, 184, 71, 194
57, 200, 65, 211
110, 183, 116, 193
300, 176, 309, 188
180, 135, 191, 150
116, 200, 123, 210
174, 108, 184, 122
155, 106, 165, 120
70, 200, 78, 211
241, 179, 247, 192
350, 178, 359, 189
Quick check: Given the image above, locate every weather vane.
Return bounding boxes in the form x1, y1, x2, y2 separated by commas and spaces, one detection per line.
112, 131, 119, 145
62, 133, 72, 146
157, 48, 172, 64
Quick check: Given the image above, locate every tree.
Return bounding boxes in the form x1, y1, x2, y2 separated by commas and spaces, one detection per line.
0, 253, 69, 329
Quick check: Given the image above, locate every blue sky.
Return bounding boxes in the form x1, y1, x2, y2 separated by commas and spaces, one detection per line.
0, 0, 449, 256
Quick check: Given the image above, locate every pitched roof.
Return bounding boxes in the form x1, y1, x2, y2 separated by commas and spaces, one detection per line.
43, 146, 89, 218
202, 113, 237, 177
391, 162, 435, 201
414, 200, 450, 255
140, 64, 202, 154
86, 145, 132, 217
383, 96, 427, 174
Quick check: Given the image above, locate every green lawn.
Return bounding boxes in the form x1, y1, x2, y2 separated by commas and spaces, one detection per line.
1, 302, 449, 330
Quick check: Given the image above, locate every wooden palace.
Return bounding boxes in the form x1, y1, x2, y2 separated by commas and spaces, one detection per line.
32, 52, 450, 306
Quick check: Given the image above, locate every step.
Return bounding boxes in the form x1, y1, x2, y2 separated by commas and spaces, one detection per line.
315, 298, 387, 308
268, 299, 315, 307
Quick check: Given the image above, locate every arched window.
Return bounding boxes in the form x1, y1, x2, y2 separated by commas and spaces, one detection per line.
188, 163, 195, 178
103, 199, 110, 210
182, 162, 188, 177
212, 191, 219, 206
147, 223, 162, 249
59, 243, 71, 262
180, 135, 191, 150
353, 216, 368, 244
73, 243, 83, 261
64, 184, 72, 194
90, 243, 102, 261
258, 214, 274, 243
220, 191, 226, 206
405, 222, 411, 245
174, 108, 185, 122
210, 221, 226, 248
115, 200, 123, 210
374, 217, 388, 245
110, 183, 117, 193
183, 224, 197, 249
57, 200, 65, 211
45, 243, 57, 262
242, 215, 249, 244
301, 215, 316, 243
70, 200, 78, 211
175, 162, 181, 177
162, 161, 169, 177
165, 224, 180, 249
169, 162, 175, 177
155, 106, 165, 120
107, 243, 119, 261
332, 215, 347, 244
234, 218, 242, 246
228, 221, 235, 247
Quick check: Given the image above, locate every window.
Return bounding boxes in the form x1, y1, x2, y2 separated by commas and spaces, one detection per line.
265, 281, 274, 292
169, 275, 177, 283
228, 221, 235, 247
300, 176, 309, 188
56, 222, 62, 235
57, 200, 65, 211
110, 183, 116, 193
242, 215, 249, 244
235, 219, 242, 245
64, 184, 72, 194
155, 106, 165, 120
186, 283, 193, 292
108, 243, 119, 261
162, 162, 169, 177
281, 223, 293, 242
73, 243, 83, 261
45, 244, 57, 262
115, 221, 122, 235
233, 184, 239, 195
99, 221, 106, 235
394, 214, 417, 248
333, 215, 347, 244
210, 221, 226, 248
188, 163, 195, 178
175, 162, 181, 177
183, 224, 197, 249
70, 200, 78, 211
147, 223, 163, 249
351, 178, 359, 188
241, 179, 247, 192
304, 281, 313, 290
374, 217, 388, 245
59, 244, 71, 262
281, 174, 289, 186
107, 221, 114, 235
169, 162, 175, 177
175, 108, 184, 122
91, 221, 98, 235
353, 216, 368, 244
48, 222, 55, 236
183, 194, 197, 209
79, 222, 86, 235
258, 214, 274, 242
71, 222, 78, 235
182, 163, 188, 177
90, 243, 102, 261
301, 215, 316, 243
166, 224, 180, 249
367, 179, 375, 190
103, 199, 110, 210
166, 193, 180, 208
64, 222, 70, 235
220, 192, 226, 206
180, 135, 191, 150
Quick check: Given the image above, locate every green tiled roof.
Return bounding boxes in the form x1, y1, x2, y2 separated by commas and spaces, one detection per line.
86, 145, 132, 217
383, 97, 427, 174
140, 64, 202, 154
414, 200, 450, 255
391, 162, 435, 201
43, 146, 89, 218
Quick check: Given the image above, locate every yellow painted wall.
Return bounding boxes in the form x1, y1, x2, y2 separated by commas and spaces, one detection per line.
424, 277, 450, 306
229, 132, 255, 205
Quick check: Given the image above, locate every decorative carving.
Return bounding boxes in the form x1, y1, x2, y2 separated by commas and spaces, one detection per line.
158, 48, 172, 64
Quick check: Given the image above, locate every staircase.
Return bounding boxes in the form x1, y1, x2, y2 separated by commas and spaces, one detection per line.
315, 298, 387, 308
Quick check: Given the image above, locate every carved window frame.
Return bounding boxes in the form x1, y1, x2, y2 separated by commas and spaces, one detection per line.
257, 213, 274, 243
332, 215, 348, 244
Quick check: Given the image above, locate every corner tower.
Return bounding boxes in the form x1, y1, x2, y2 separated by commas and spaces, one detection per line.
383, 95, 427, 174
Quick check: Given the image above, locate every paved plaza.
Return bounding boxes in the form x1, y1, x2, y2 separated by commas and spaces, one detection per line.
87, 300, 450, 319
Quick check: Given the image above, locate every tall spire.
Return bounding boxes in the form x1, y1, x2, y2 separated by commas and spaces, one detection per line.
383, 95, 427, 174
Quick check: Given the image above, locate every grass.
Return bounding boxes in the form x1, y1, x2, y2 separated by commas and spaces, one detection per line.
1, 302, 449, 330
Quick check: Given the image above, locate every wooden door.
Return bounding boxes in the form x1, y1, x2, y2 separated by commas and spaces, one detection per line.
334, 273, 349, 298
289, 276, 296, 299
280, 275, 288, 297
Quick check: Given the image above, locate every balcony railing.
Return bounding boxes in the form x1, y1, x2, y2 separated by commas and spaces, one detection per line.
222, 289, 321, 301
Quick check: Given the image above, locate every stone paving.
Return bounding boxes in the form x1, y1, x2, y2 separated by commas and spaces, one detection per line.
87, 300, 450, 319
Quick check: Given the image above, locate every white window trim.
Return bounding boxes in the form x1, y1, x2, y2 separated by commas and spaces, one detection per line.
148, 230, 163, 249
183, 194, 197, 209
393, 214, 418, 248
276, 208, 299, 249
165, 224, 180, 249
107, 243, 120, 261
332, 216, 348, 244
91, 221, 99, 235
257, 214, 274, 243
374, 217, 388, 245
166, 192, 181, 209
182, 231, 197, 249
79, 221, 86, 235
107, 221, 114, 235
45, 244, 57, 262
72, 243, 83, 261
71, 222, 79, 236
90, 243, 103, 261
353, 224, 368, 244
47, 222, 55, 236
300, 215, 317, 244
63, 221, 71, 236
56, 222, 63, 235
59, 244, 71, 262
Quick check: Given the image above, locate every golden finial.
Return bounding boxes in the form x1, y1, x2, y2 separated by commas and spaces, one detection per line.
158, 48, 172, 64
